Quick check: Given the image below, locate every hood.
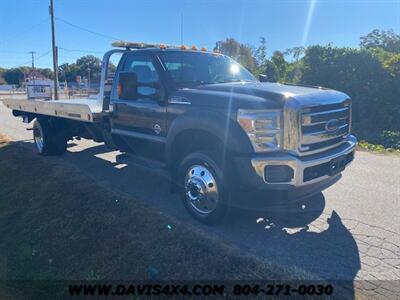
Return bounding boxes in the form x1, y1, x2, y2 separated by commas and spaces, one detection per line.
175, 82, 349, 109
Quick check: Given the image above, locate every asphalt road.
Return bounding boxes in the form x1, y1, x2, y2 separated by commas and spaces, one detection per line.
0, 100, 399, 296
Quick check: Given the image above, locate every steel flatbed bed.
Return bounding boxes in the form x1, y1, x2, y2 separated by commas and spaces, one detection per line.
0, 47, 125, 124
1, 97, 104, 123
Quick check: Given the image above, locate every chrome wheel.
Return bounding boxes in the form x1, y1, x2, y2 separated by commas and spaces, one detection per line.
184, 165, 219, 214
33, 122, 44, 153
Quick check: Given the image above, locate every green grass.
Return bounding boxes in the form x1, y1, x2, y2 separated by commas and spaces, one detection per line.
354, 130, 400, 154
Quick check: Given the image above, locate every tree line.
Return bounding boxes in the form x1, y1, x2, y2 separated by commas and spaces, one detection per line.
0, 55, 104, 86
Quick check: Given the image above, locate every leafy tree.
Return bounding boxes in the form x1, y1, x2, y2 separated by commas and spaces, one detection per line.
368, 47, 400, 76
383, 53, 400, 76
258, 60, 280, 82
3, 68, 25, 85
255, 36, 267, 66
58, 63, 79, 83
284, 46, 305, 61
76, 55, 102, 82
284, 60, 303, 83
360, 29, 400, 53
218, 38, 256, 72
39, 68, 53, 80
58, 55, 103, 84
0, 68, 6, 85
271, 51, 287, 79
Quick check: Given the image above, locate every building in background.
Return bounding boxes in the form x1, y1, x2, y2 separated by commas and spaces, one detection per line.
24, 70, 53, 100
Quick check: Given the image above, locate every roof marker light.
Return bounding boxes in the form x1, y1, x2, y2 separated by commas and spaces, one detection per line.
191, 45, 198, 51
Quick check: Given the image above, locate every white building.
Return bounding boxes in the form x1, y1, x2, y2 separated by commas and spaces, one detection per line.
24, 70, 53, 100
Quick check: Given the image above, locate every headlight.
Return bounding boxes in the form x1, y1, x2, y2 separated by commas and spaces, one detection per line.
237, 109, 282, 152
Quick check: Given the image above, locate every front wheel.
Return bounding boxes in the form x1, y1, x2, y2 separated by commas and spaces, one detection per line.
178, 151, 229, 225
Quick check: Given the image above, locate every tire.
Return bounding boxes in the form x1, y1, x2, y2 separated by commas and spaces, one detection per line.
33, 119, 67, 156
178, 151, 230, 225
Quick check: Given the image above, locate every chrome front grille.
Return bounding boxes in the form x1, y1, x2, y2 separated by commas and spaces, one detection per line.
300, 101, 351, 154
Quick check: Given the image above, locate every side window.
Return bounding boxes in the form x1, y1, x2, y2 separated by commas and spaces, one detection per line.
164, 62, 196, 83
122, 54, 159, 96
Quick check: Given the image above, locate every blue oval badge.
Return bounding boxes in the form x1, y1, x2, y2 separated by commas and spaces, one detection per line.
325, 119, 339, 132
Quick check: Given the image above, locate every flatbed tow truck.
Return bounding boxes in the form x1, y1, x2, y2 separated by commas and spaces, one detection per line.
1, 41, 357, 224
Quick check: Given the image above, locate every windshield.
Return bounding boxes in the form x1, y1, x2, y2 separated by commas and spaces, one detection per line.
159, 51, 257, 87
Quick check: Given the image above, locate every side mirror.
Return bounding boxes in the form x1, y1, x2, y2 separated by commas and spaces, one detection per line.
118, 72, 138, 100
259, 74, 268, 82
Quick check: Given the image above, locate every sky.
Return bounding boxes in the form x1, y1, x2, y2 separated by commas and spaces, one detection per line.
0, 0, 399, 69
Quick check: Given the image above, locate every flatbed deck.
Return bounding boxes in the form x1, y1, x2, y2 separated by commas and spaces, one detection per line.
1, 98, 104, 123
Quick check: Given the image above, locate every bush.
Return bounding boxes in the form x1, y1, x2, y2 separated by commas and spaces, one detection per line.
354, 130, 400, 150
298, 46, 400, 133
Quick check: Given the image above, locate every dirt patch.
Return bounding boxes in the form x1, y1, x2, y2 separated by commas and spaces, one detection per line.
0, 135, 291, 282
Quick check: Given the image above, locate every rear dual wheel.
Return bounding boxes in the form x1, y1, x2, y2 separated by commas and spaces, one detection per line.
33, 119, 68, 156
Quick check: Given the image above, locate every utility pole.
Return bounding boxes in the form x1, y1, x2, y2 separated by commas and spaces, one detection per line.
29, 51, 36, 69
49, 0, 59, 99
87, 67, 91, 91
29, 51, 36, 85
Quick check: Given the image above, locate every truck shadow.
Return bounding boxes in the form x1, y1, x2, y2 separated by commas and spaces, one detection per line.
226, 193, 361, 281
18, 141, 361, 298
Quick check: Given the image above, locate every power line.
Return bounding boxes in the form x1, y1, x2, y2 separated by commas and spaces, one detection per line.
58, 46, 103, 54
57, 56, 81, 61
13, 50, 52, 67
35, 50, 52, 61
57, 54, 87, 60
56, 17, 122, 41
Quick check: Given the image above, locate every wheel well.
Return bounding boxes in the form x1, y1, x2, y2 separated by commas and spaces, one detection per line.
170, 129, 226, 169
36, 116, 83, 141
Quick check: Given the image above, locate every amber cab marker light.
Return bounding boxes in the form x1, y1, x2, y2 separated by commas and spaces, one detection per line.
180, 45, 188, 50
191, 45, 198, 51
159, 44, 167, 49
201, 47, 207, 51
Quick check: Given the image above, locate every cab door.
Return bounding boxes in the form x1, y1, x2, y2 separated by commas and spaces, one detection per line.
110, 52, 167, 160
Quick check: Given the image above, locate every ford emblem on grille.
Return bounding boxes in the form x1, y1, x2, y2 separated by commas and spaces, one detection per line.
325, 118, 340, 132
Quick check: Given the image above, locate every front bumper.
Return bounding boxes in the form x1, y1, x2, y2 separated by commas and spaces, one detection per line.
232, 135, 357, 191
